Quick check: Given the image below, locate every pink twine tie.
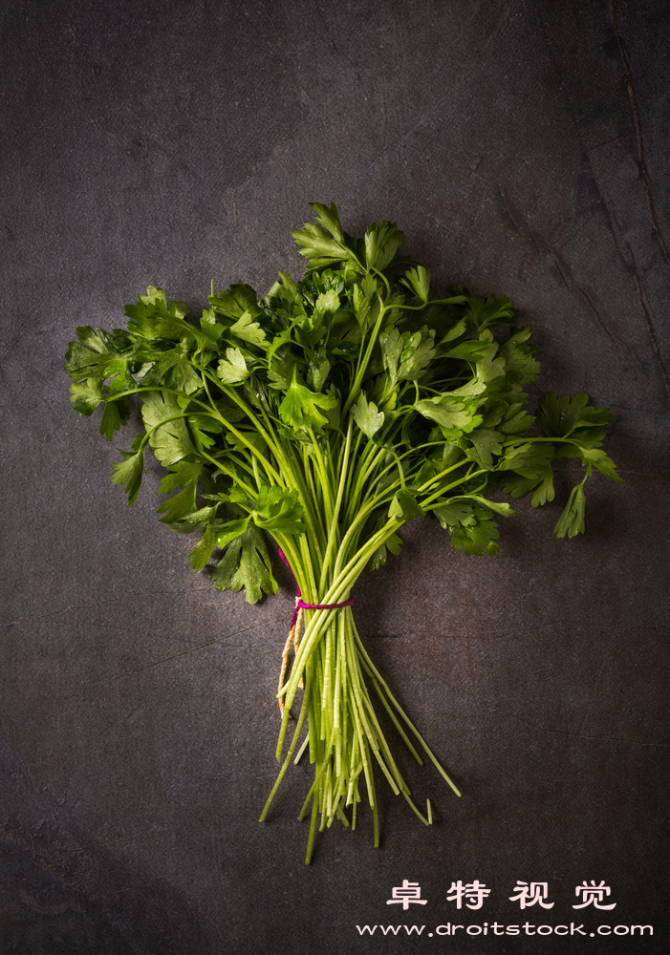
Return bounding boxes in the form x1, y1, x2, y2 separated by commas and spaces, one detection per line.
275, 549, 354, 716
278, 549, 355, 627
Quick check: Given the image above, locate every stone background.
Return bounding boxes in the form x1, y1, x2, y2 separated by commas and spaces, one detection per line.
1, 1, 668, 953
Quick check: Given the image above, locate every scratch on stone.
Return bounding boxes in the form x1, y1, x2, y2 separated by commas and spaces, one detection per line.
312, 0, 356, 69
0, 741, 155, 954
496, 186, 616, 343
554, 209, 601, 251
496, 185, 524, 239
535, 7, 638, 278
311, 0, 371, 108
368, 5, 513, 168
511, 713, 670, 748
608, 0, 670, 269
381, 87, 388, 154
2, 588, 215, 630
627, 242, 670, 399
549, 246, 615, 343
537, 4, 668, 394
58, 622, 267, 702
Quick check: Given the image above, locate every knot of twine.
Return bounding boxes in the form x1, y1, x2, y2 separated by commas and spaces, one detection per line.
278, 549, 355, 627
276, 548, 354, 715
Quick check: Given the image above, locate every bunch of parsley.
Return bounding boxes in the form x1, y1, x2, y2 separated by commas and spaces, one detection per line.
65, 203, 620, 861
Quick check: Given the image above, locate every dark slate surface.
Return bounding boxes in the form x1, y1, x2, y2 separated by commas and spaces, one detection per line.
1, 1, 668, 952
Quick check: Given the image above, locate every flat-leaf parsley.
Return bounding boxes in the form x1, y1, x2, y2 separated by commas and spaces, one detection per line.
65, 203, 621, 861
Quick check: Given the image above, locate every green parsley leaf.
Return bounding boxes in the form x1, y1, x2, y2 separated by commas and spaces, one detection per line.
229, 310, 267, 347
415, 396, 483, 434
448, 504, 501, 555
217, 347, 250, 384
466, 428, 504, 469
351, 392, 384, 440
400, 265, 431, 303
211, 524, 278, 604
388, 489, 424, 521
156, 460, 205, 524
553, 482, 587, 538
69, 377, 104, 416
141, 391, 195, 466
253, 486, 307, 535
292, 202, 357, 271
434, 500, 477, 529
278, 367, 338, 431
364, 219, 406, 271
168, 505, 219, 535
352, 283, 371, 331
537, 391, 613, 438
188, 517, 252, 573
499, 326, 540, 386
64, 326, 123, 383
369, 528, 402, 571
111, 447, 145, 506
579, 447, 622, 483
209, 282, 263, 322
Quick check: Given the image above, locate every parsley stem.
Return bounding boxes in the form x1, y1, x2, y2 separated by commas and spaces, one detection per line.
342, 303, 387, 417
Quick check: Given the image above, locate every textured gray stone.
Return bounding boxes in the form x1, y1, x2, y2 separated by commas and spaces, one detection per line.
1, 0, 668, 952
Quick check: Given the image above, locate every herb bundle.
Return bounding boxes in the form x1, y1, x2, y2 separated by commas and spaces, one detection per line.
65, 203, 620, 861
